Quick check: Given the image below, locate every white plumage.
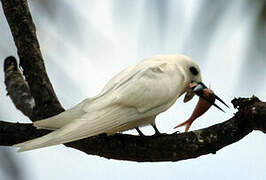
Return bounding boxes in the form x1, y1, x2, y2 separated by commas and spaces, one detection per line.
14, 54, 202, 151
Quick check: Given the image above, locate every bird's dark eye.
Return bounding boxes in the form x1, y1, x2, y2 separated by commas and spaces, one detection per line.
189, 66, 198, 76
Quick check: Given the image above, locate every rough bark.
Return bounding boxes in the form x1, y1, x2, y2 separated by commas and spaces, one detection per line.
0, 0, 266, 163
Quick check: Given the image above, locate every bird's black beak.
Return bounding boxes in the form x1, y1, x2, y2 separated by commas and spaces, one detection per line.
189, 82, 229, 112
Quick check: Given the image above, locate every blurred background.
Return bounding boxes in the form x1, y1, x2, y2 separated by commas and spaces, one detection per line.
0, 0, 266, 179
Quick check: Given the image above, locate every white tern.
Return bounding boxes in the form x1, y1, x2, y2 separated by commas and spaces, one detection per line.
14, 54, 228, 152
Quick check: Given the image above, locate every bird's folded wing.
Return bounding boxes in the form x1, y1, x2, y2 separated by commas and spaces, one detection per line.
34, 63, 146, 130
104, 61, 184, 114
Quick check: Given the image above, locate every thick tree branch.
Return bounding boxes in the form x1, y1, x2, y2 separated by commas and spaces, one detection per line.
1, 0, 64, 120
0, 97, 265, 162
4, 56, 34, 118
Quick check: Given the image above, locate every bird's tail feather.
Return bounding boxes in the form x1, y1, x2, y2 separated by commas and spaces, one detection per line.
14, 105, 135, 152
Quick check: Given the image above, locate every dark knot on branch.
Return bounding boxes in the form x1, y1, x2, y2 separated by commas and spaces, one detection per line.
231, 95, 260, 110
4, 56, 18, 72
232, 96, 266, 133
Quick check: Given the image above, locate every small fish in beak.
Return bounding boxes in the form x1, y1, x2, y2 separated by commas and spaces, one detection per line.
175, 82, 229, 132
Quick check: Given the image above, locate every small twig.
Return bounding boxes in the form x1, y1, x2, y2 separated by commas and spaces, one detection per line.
4, 56, 35, 119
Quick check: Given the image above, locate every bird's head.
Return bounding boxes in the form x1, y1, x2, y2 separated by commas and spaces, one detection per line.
180, 56, 228, 112
172, 55, 229, 132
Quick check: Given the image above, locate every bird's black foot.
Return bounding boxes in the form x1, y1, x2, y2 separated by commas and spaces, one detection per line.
136, 127, 145, 136
151, 124, 163, 136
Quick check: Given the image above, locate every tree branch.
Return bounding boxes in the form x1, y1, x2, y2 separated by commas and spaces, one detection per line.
4, 56, 34, 118
0, 97, 265, 162
1, 0, 64, 120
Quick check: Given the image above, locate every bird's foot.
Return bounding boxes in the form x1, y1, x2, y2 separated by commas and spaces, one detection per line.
136, 127, 145, 136
151, 124, 167, 136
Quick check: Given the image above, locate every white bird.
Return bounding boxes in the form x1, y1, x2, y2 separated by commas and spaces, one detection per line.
14, 54, 227, 152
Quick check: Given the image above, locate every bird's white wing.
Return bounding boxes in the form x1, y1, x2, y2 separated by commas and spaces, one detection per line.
108, 61, 185, 114
33, 64, 141, 130
15, 60, 185, 151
